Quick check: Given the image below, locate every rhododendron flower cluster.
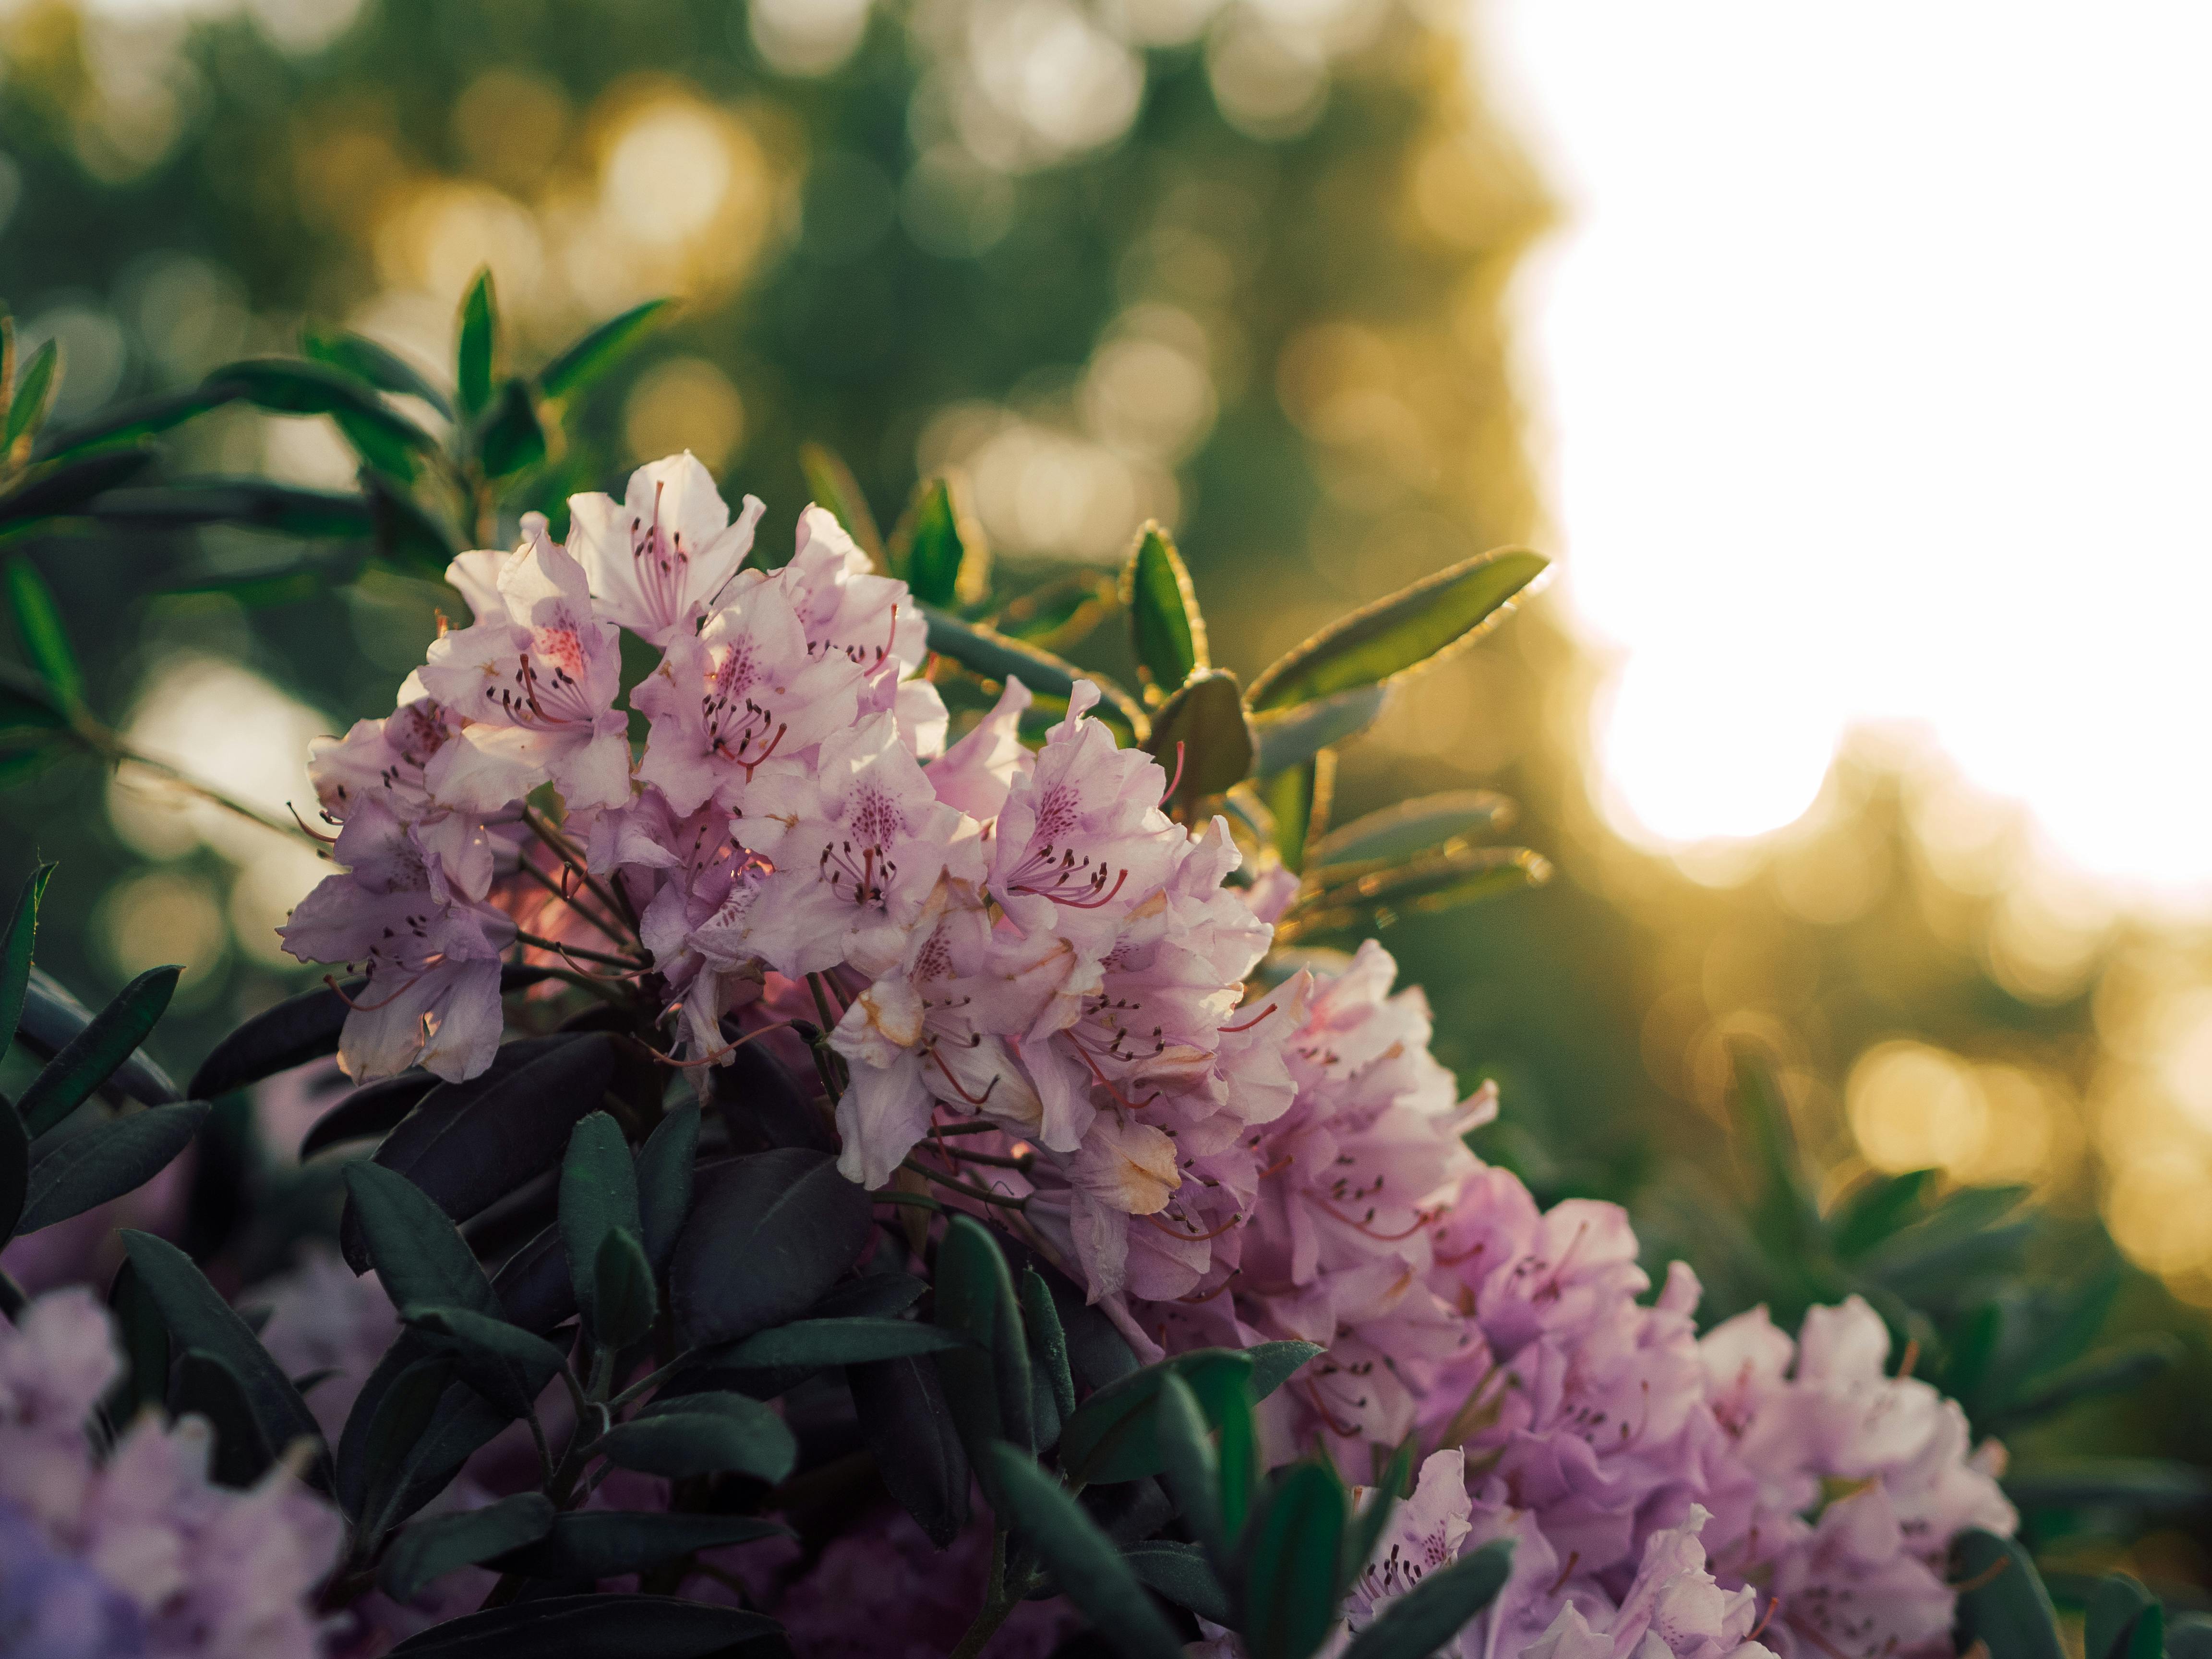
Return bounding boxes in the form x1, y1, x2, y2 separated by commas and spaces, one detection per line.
0, 1288, 340, 1658
276, 455, 2017, 1658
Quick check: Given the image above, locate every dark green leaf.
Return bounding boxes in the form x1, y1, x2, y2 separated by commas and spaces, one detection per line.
34, 383, 242, 462
5, 557, 80, 707
302, 326, 454, 419
1246, 547, 1547, 712
344, 1350, 455, 1523
887, 474, 984, 608
0, 1082, 24, 1239
707, 1316, 968, 1370
0, 862, 54, 1055
813, 1271, 926, 1320
1123, 521, 1208, 702
493, 1511, 789, 1582
2170, 1613, 2212, 1659
1022, 1265, 1076, 1421
17, 969, 180, 1106
5, 339, 59, 447
345, 1162, 502, 1319
120, 1230, 327, 1484
1259, 753, 1334, 875
1950, 1529, 2063, 1659
1146, 669, 1254, 812
0, 446, 159, 530
2004, 1457, 2212, 1512
593, 1228, 656, 1350
300, 1070, 434, 1159
2086, 1573, 2160, 1659
18, 966, 179, 1136
103, 1259, 169, 1427
219, 359, 438, 476
1996, 1337, 2182, 1430
364, 472, 461, 580
91, 480, 373, 540
457, 271, 497, 420
537, 298, 673, 402
478, 379, 545, 479
190, 981, 353, 1100
1238, 1462, 1349, 1659
921, 604, 1149, 747
347, 1033, 618, 1266
989, 1444, 1184, 1659
1340, 1539, 1513, 1659
169, 1347, 275, 1488
635, 1103, 698, 1272
1312, 791, 1517, 876
560, 1111, 644, 1344
1060, 1344, 1318, 1488
401, 1304, 568, 1417
797, 440, 883, 568
1728, 1046, 1825, 1263
386, 1594, 785, 1658
381, 1493, 554, 1603
1154, 1371, 1224, 1563
601, 1399, 797, 1483
16, 1102, 208, 1234
850, 1351, 970, 1547
1122, 1539, 1230, 1625
1827, 1167, 1936, 1260
932, 1214, 1032, 1480
669, 1148, 871, 1348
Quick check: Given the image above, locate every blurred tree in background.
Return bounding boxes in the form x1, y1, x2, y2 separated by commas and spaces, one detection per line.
2, 0, 2208, 1603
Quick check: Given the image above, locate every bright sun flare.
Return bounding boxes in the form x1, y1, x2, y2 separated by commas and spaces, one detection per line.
1478, 1, 2212, 907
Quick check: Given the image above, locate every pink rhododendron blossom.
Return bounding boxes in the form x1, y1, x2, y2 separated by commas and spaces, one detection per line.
280, 797, 515, 1082
417, 517, 631, 812
567, 451, 766, 646
0, 1289, 340, 1659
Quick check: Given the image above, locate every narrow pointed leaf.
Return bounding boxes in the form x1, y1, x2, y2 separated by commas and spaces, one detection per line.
887, 474, 985, 608
0, 1085, 26, 1239
797, 440, 883, 568
592, 1228, 656, 1349
16, 1102, 208, 1234
851, 1351, 969, 1546
5, 557, 81, 707
17, 970, 179, 1106
1021, 1266, 1077, 1421
921, 604, 1147, 747
1154, 1371, 1225, 1563
1122, 1539, 1231, 1625
478, 379, 545, 479
1281, 845, 1550, 942
932, 1214, 1032, 1482
92, 480, 374, 540
1261, 752, 1334, 875
1995, 1337, 2182, 1430
190, 980, 357, 1100
120, 1230, 327, 1483
34, 383, 243, 463
1340, 1539, 1514, 1659
635, 1103, 697, 1273
538, 299, 671, 402
169, 1347, 275, 1488
381, 1493, 554, 1602
218, 359, 438, 473
457, 271, 497, 420
987, 1445, 1185, 1659
5, 339, 60, 446
560, 1110, 643, 1342
401, 1304, 567, 1418
1124, 522, 1207, 701
1342, 1440, 1414, 1601
601, 1399, 796, 1482
300, 1071, 435, 1159
345, 1162, 501, 1318
302, 326, 454, 419
1246, 547, 1547, 712
1313, 792, 1518, 875
103, 1259, 169, 1426
1239, 1461, 1348, 1659
0, 861, 55, 1055
17, 966, 179, 1136
0, 446, 159, 529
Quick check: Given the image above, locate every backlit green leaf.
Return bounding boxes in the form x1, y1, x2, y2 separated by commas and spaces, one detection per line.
1123, 521, 1207, 703
302, 327, 454, 419
538, 298, 672, 402
457, 270, 497, 419
478, 379, 546, 479
922, 603, 1148, 748
1312, 791, 1516, 876
1281, 845, 1549, 942
1250, 684, 1386, 780
797, 440, 884, 568
93, 480, 373, 540
1145, 669, 1253, 813
5, 339, 60, 447
1246, 547, 1547, 712
4, 557, 80, 708
888, 474, 986, 608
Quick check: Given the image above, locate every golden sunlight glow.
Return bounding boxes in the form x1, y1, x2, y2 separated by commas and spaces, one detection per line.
1479, 2, 2212, 906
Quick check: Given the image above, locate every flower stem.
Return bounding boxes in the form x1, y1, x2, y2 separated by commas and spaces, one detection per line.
520, 804, 638, 931
947, 1531, 1019, 1659
512, 929, 646, 970
900, 1157, 1028, 1211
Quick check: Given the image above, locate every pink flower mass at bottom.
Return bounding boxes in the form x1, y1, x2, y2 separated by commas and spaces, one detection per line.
0, 456, 2014, 1658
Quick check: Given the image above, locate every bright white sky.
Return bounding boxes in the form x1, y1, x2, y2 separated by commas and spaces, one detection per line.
1474, 3, 2212, 905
